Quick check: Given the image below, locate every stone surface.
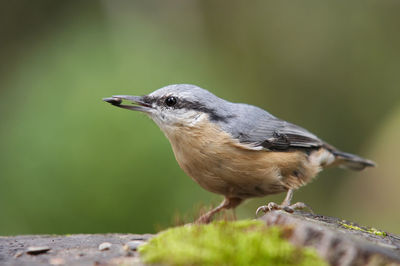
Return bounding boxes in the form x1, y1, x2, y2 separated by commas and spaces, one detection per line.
0, 233, 153, 266
260, 211, 400, 265
1, 211, 399, 265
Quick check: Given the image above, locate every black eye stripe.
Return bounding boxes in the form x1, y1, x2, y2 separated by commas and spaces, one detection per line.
144, 95, 232, 122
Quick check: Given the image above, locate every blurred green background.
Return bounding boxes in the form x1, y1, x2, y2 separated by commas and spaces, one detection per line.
1, 0, 399, 235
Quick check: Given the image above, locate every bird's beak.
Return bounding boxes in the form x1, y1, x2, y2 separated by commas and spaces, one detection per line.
103, 95, 153, 113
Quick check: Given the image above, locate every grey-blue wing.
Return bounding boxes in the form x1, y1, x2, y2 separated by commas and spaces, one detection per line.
219, 103, 323, 151
241, 119, 323, 150
215, 102, 375, 169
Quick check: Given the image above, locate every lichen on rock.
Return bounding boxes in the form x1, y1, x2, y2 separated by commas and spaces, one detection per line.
339, 221, 388, 237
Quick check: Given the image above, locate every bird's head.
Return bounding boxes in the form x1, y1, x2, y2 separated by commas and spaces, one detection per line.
103, 84, 230, 134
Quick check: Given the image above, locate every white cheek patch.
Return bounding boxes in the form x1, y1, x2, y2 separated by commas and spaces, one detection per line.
148, 109, 206, 134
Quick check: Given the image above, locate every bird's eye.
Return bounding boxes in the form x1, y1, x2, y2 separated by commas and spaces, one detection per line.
165, 96, 177, 107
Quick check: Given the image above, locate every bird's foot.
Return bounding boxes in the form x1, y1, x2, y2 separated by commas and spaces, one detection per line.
256, 201, 313, 215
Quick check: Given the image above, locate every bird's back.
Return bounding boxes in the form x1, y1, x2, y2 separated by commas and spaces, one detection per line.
213, 101, 374, 171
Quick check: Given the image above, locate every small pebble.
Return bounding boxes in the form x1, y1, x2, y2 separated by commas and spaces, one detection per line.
124, 240, 143, 251
98, 242, 112, 251
49, 257, 65, 265
26, 246, 51, 255
14, 251, 24, 258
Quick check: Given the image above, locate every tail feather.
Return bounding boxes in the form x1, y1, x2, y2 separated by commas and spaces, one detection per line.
332, 150, 376, 171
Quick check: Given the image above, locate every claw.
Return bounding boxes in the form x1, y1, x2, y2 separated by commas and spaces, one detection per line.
256, 202, 279, 215
256, 205, 268, 215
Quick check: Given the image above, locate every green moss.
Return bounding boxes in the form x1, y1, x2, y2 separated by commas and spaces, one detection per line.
340, 222, 387, 237
139, 220, 326, 266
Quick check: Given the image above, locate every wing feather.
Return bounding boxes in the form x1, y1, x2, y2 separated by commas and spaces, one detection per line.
219, 103, 323, 151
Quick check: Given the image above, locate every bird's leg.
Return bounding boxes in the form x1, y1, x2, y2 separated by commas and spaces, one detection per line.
231, 208, 237, 221
196, 197, 242, 224
281, 188, 294, 206
256, 189, 313, 215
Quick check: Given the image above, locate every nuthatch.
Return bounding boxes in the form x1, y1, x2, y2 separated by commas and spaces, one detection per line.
103, 84, 375, 223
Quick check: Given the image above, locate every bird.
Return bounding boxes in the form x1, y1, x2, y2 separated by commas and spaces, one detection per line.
103, 84, 375, 223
